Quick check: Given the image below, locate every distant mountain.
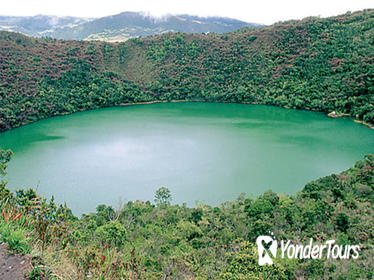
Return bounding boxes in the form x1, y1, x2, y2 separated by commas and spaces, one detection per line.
0, 12, 262, 41
0, 15, 92, 37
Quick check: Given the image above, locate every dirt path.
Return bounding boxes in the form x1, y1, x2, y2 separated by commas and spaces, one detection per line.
0, 243, 31, 280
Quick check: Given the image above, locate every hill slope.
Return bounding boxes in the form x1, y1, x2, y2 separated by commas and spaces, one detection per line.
0, 9, 373, 132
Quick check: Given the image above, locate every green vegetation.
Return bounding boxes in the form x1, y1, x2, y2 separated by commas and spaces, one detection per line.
0, 9, 373, 132
0, 9, 373, 279
154, 186, 172, 206
0, 149, 373, 279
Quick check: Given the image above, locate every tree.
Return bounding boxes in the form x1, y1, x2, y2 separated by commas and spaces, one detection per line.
220, 241, 287, 280
0, 149, 13, 177
0, 149, 13, 199
154, 187, 172, 206
95, 221, 127, 247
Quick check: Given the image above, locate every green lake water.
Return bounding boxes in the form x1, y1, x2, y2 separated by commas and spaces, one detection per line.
1, 102, 373, 214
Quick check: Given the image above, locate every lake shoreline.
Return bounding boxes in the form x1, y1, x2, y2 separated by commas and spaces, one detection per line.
327, 111, 374, 129
120, 100, 374, 129
120, 100, 190, 106
1, 100, 373, 133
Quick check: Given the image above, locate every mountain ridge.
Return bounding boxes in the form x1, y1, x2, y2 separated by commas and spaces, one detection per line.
0, 9, 372, 132
0, 12, 262, 42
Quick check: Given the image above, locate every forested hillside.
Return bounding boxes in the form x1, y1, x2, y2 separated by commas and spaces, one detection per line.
0, 9, 373, 132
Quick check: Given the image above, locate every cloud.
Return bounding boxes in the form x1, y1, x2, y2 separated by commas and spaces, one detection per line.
1, 0, 373, 25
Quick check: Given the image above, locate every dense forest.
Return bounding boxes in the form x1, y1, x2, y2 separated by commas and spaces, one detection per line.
0, 9, 373, 280
0, 9, 373, 132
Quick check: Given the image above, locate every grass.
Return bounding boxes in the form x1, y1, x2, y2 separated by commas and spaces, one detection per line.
0, 193, 140, 279
0, 195, 78, 279
0, 223, 31, 254
0, 198, 32, 254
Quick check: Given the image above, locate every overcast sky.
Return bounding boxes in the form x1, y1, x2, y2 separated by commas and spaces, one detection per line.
1, 0, 372, 25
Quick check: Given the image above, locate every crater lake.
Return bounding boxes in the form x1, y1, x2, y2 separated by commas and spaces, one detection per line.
1, 102, 373, 214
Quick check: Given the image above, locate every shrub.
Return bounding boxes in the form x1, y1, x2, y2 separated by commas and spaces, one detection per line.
95, 221, 127, 247
336, 212, 350, 233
